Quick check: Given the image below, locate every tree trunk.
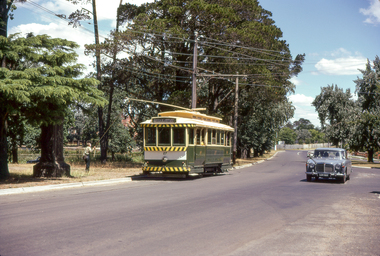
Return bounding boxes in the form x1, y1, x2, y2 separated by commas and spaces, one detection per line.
11, 145, 18, 164
241, 148, 247, 159
33, 119, 70, 177
368, 149, 374, 163
92, 0, 107, 163
0, 0, 10, 38
0, 112, 9, 179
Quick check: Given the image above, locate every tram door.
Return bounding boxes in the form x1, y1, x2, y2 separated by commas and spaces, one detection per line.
194, 129, 206, 166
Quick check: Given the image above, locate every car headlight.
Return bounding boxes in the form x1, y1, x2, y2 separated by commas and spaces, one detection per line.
335, 164, 341, 170
308, 163, 315, 169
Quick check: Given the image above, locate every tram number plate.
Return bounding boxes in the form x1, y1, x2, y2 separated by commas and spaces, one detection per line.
319, 173, 329, 177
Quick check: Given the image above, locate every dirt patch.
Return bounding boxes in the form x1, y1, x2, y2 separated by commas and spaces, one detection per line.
1, 163, 142, 190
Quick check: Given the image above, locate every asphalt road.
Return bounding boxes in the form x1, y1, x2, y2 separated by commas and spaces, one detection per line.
1, 151, 379, 256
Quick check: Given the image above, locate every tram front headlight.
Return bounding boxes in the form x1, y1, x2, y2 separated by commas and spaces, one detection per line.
162, 156, 168, 163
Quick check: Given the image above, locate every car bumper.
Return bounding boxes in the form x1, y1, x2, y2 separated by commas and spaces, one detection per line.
305, 172, 345, 178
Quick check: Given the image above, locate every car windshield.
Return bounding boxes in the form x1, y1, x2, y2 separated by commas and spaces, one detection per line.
314, 150, 342, 159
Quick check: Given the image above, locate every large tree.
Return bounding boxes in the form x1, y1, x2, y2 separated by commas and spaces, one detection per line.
312, 84, 356, 147
0, 33, 106, 179
352, 57, 380, 162
63, 0, 126, 163
114, 0, 304, 156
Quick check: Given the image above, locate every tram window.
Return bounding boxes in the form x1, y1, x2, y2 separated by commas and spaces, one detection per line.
158, 127, 171, 146
221, 131, 225, 145
226, 132, 230, 146
173, 127, 185, 146
145, 127, 156, 146
207, 129, 212, 144
217, 130, 221, 145
188, 128, 194, 145
196, 129, 201, 145
212, 130, 216, 144
202, 129, 206, 145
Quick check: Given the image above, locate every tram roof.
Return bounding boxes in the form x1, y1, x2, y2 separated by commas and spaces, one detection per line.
140, 110, 234, 131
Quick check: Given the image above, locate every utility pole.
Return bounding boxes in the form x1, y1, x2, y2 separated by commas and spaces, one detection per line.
192, 33, 198, 109
233, 75, 239, 164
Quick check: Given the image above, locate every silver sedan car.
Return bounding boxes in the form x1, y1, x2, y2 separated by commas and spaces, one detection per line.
306, 148, 352, 183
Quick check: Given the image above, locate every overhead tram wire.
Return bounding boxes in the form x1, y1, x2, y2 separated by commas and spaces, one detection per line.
199, 41, 293, 62
198, 42, 292, 67
202, 36, 291, 54
22, 1, 296, 88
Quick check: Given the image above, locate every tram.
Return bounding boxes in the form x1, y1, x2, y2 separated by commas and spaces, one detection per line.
141, 110, 234, 177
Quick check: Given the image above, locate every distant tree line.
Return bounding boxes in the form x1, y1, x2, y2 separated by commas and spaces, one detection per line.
278, 118, 326, 145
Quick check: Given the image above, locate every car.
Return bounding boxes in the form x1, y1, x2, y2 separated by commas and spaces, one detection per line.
305, 148, 352, 183
27, 156, 40, 164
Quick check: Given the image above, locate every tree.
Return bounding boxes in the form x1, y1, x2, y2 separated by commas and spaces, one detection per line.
116, 0, 304, 156
312, 84, 356, 147
0, 0, 26, 37
0, 33, 106, 178
296, 129, 311, 144
293, 118, 314, 130
351, 57, 380, 162
108, 120, 135, 161
279, 127, 297, 144
309, 129, 325, 143
63, 0, 126, 163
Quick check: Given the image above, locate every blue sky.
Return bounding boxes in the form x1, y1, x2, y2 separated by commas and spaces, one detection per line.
9, 0, 380, 128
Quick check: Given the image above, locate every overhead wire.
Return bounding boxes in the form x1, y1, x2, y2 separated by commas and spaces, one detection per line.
18, 1, 305, 87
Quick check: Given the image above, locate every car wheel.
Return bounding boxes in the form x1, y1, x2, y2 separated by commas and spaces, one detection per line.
339, 172, 347, 183
315, 176, 319, 181
306, 175, 311, 182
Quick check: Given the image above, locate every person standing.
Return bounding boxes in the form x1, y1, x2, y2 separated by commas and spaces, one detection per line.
83, 142, 96, 172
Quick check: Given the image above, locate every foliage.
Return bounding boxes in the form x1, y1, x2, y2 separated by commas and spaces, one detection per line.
350, 56, 380, 162
312, 57, 380, 162
293, 118, 314, 130
308, 129, 326, 143
312, 84, 356, 146
295, 129, 311, 144
278, 127, 297, 144
108, 120, 136, 160
22, 123, 41, 152
110, 0, 304, 157
0, 33, 107, 179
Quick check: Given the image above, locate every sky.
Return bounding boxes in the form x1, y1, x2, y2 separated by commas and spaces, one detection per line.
9, 0, 380, 128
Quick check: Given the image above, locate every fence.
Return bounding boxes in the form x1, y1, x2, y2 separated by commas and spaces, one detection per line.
276, 143, 332, 150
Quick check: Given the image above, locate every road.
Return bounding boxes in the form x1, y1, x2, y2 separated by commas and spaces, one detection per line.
1, 151, 379, 256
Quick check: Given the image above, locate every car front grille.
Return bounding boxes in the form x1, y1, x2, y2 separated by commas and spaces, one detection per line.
316, 163, 334, 173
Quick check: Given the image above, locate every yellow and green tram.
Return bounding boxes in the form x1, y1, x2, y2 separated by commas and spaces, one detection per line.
141, 110, 234, 177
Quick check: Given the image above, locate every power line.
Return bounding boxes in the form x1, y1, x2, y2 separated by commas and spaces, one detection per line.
19, 1, 298, 84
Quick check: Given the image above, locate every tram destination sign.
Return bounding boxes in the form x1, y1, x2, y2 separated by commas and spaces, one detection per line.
153, 118, 176, 123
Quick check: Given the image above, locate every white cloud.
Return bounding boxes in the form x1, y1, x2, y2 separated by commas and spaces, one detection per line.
288, 94, 320, 127
314, 56, 367, 75
9, 22, 95, 70
360, 0, 380, 24
288, 94, 314, 106
290, 77, 302, 86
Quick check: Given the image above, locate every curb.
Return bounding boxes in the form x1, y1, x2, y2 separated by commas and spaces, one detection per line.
0, 177, 132, 196
231, 151, 282, 170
